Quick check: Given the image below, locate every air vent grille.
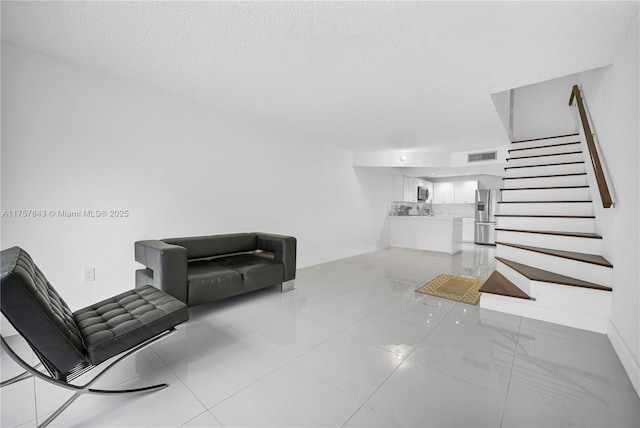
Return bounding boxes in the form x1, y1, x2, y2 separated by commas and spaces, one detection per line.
468, 151, 498, 162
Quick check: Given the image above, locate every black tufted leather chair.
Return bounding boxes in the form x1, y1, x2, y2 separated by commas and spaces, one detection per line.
1, 246, 189, 428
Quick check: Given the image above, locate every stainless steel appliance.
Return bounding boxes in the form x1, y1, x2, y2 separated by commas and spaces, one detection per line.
474, 189, 499, 245
417, 186, 428, 201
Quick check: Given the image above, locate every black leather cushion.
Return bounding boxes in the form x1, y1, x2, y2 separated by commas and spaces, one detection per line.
163, 233, 257, 260
186, 260, 243, 306
215, 254, 284, 290
1, 247, 86, 375
74, 285, 188, 365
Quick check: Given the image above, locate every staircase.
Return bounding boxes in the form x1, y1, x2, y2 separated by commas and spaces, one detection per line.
479, 133, 613, 333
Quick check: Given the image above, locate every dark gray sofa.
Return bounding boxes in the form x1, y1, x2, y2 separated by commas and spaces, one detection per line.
134, 232, 296, 307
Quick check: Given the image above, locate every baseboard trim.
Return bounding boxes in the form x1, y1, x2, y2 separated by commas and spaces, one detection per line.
608, 321, 640, 398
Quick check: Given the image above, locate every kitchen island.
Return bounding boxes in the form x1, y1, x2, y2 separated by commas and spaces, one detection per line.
388, 215, 463, 254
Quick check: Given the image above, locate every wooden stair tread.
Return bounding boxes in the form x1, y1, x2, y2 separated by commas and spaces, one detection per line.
508, 141, 580, 153
496, 241, 613, 268
505, 161, 584, 170
494, 214, 594, 218
512, 133, 579, 144
479, 271, 532, 300
496, 257, 612, 291
507, 151, 582, 161
503, 173, 586, 180
495, 228, 602, 239
498, 200, 592, 204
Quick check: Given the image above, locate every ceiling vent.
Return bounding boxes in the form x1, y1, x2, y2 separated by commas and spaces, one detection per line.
468, 151, 498, 162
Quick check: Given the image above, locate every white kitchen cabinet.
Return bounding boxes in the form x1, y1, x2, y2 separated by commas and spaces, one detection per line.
433, 181, 455, 203
392, 175, 416, 202
404, 177, 418, 202
454, 180, 478, 204
393, 176, 432, 202
462, 217, 475, 242
432, 180, 477, 204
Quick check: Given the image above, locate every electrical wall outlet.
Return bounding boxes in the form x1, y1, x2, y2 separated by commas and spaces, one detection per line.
83, 267, 95, 282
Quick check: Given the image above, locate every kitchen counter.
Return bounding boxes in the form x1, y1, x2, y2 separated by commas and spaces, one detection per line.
388, 215, 463, 254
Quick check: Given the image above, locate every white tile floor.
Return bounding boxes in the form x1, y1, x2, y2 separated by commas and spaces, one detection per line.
2, 244, 639, 427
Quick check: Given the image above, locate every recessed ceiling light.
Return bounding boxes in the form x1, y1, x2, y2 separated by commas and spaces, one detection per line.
399, 155, 407, 162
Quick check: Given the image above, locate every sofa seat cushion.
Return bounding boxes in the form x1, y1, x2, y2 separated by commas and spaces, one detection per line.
215, 254, 284, 289
73, 285, 188, 365
186, 260, 243, 306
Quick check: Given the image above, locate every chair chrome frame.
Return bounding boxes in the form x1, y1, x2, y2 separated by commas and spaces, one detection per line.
1, 328, 176, 428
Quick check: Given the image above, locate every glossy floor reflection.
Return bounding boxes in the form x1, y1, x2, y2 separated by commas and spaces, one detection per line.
2, 244, 638, 427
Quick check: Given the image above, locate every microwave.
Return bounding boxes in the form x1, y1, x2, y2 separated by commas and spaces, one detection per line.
417, 186, 429, 201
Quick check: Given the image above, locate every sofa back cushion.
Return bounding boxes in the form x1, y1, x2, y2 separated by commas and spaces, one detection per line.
163, 233, 257, 260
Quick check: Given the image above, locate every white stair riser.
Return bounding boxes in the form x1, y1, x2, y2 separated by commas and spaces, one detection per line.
502, 175, 587, 189
496, 216, 594, 232
496, 261, 532, 295
500, 187, 590, 202
529, 281, 611, 319
507, 152, 583, 168
492, 263, 611, 320
498, 202, 593, 216
496, 231, 602, 254
480, 292, 610, 333
511, 135, 581, 149
505, 163, 585, 177
508, 143, 582, 158
496, 245, 612, 287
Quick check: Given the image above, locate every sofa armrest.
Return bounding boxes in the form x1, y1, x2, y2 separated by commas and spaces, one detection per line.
255, 233, 297, 282
134, 240, 189, 304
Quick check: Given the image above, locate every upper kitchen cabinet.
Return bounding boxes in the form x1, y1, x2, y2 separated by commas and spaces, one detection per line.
454, 180, 478, 204
433, 181, 455, 203
404, 177, 419, 202
393, 175, 414, 202
393, 176, 432, 202
432, 180, 478, 204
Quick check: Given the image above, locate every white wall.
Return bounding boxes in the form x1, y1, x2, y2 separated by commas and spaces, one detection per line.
575, 14, 639, 395
490, 89, 513, 140
450, 146, 509, 168
353, 150, 450, 168
0, 42, 392, 308
512, 73, 579, 140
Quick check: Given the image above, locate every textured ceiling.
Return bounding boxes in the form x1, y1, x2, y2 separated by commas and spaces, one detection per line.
2, 1, 637, 153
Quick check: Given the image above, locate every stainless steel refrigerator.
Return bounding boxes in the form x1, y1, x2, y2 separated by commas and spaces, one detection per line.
474, 189, 499, 245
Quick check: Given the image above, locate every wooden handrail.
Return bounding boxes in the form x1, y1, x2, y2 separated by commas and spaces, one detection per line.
569, 85, 613, 208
